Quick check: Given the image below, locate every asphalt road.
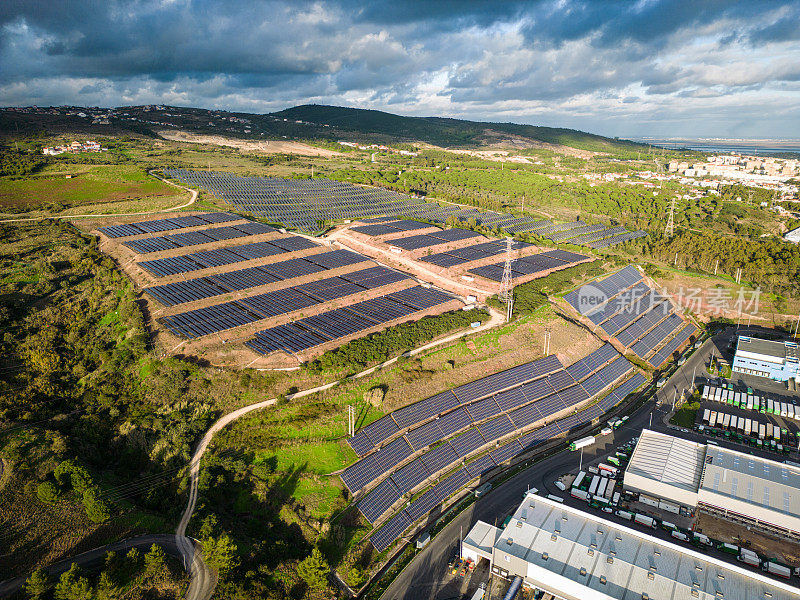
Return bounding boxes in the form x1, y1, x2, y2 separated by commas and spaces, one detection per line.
378, 327, 776, 600
0, 534, 202, 598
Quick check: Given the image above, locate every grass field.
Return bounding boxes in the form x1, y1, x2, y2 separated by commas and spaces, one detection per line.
0, 163, 183, 215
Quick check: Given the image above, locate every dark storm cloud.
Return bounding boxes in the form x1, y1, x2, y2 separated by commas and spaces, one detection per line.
1, 0, 799, 137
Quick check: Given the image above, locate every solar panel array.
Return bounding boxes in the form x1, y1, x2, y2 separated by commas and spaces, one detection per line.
98, 212, 241, 238
137, 236, 319, 277
526, 219, 646, 249
350, 347, 640, 527
650, 323, 698, 368
382, 229, 484, 251
367, 367, 647, 551
123, 222, 277, 253
158, 265, 411, 338
564, 266, 695, 367
468, 249, 588, 282
244, 285, 455, 356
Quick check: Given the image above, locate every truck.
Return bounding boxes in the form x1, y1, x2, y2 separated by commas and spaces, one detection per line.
588, 476, 600, 496
759, 423, 766, 439
469, 584, 486, 600
571, 436, 595, 451
634, 514, 656, 528
599, 463, 619, 477
671, 530, 689, 542
607, 456, 620, 467
692, 533, 713, 547
600, 427, 613, 436
554, 480, 567, 491
571, 488, 590, 501
573, 471, 587, 490
546, 494, 564, 503
709, 411, 718, 427
767, 423, 774, 438
717, 543, 739, 555
723, 413, 731, 429
615, 510, 634, 521
763, 561, 792, 579
703, 409, 710, 423
738, 549, 761, 568
660, 521, 677, 531
596, 478, 608, 499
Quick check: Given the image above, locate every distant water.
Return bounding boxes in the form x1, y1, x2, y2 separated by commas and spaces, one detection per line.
631, 138, 800, 156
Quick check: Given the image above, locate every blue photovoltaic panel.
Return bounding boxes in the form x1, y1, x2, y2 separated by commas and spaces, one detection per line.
234, 221, 277, 235
466, 396, 502, 423
348, 431, 375, 457
359, 415, 400, 448
340, 436, 413, 493
581, 373, 607, 396
508, 402, 542, 429
123, 237, 180, 253
613, 373, 647, 399
405, 419, 444, 451
557, 384, 590, 406
490, 440, 523, 465
436, 407, 472, 438
406, 488, 440, 523
493, 386, 530, 413
370, 511, 412, 552
200, 225, 250, 241
465, 454, 496, 479
359, 478, 401, 524
478, 415, 516, 442
391, 458, 431, 494
435, 468, 469, 500
352, 224, 398, 236
535, 393, 567, 419
99, 223, 145, 238
391, 391, 459, 428
547, 370, 577, 392
200, 212, 243, 223
305, 249, 368, 269
453, 355, 562, 404
521, 378, 555, 403
450, 429, 486, 458
421, 442, 459, 474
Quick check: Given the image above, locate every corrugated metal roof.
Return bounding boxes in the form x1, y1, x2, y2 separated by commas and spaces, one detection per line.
488, 494, 800, 600
625, 429, 706, 492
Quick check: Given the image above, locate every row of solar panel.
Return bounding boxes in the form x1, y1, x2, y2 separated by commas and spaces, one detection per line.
564, 265, 643, 314
382, 229, 484, 251
145, 250, 370, 307
245, 286, 456, 356
368, 371, 648, 551
99, 212, 242, 238
347, 355, 564, 457
123, 222, 277, 254
137, 236, 320, 277
468, 249, 588, 282
631, 313, 685, 360
159, 265, 410, 338
650, 324, 698, 368
586, 230, 648, 249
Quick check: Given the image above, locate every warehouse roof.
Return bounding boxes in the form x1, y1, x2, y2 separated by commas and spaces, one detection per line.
737, 336, 799, 362
700, 445, 800, 518
490, 494, 800, 600
625, 429, 706, 493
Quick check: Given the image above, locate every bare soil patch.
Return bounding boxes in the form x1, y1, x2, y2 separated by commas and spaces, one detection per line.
158, 130, 342, 157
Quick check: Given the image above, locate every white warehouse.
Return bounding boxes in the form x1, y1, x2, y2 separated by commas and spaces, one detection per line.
623, 429, 800, 538
462, 493, 800, 600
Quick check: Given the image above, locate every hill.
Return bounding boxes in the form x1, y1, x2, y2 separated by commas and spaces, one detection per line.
270, 104, 647, 154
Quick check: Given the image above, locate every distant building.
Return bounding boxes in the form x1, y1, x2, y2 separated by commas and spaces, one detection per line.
785, 227, 800, 244
733, 336, 800, 382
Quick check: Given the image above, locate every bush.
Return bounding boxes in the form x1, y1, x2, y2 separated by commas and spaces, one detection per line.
36, 481, 61, 504
297, 548, 329, 591
82, 487, 111, 523
24, 568, 49, 598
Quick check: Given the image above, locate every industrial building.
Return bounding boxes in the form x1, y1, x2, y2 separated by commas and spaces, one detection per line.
623, 430, 800, 538
733, 336, 800, 383
462, 494, 800, 600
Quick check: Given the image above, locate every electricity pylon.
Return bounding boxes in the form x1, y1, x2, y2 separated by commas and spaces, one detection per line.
499, 238, 514, 322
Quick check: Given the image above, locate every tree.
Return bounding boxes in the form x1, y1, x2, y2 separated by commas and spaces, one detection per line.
24, 568, 49, 599
82, 487, 111, 522
95, 572, 119, 600
297, 548, 329, 591
202, 532, 239, 577
144, 543, 166, 573
54, 564, 92, 600
36, 481, 61, 504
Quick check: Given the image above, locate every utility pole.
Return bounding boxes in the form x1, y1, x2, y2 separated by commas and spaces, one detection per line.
665, 196, 675, 237
499, 237, 514, 323
714, 259, 718, 276
579, 447, 584, 472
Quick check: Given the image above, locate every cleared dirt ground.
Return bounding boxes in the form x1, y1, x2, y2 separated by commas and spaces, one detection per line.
157, 130, 342, 157
696, 511, 800, 565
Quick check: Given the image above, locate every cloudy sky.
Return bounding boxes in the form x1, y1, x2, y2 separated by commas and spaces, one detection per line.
2, 0, 799, 138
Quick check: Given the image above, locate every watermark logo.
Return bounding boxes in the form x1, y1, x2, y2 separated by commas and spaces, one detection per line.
576, 284, 608, 315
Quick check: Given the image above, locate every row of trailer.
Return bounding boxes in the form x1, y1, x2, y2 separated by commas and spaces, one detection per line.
614, 508, 797, 579
702, 384, 800, 421
700, 408, 793, 452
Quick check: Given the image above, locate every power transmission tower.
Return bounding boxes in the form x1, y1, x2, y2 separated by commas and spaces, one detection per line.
499, 237, 514, 323
665, 196, 675, 237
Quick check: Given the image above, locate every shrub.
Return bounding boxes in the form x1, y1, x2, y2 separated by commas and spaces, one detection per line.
36, 481, 61, 504
24, 568, 49, 598
82, 487, 111, 523
297, 548, 329, 591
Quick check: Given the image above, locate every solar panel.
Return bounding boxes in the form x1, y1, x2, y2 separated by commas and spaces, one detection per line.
453, 355, 562, 404
449, 429, 486, 458
436, 408, 473, 438
466, 396, 503, 422
359, 478, 401, 524
123, 237, 180, 253
387, 286, 454, 310
370, 511, 411, 552
99, 224, 145, 238
234, 222, 277, 235
493, 387, 530, 413
305, 249, 368, 269
166, 230, 218, 247
490, 440, 523, 465
348, 431, 375, 457
359, 415, 400, 448
478, 415, 516, 442
421, 442, 459, 474
508, 402, 542, 429
391, 391, 459, 429
465, 454, 496, 479
405, 488, 440, 523
391, 458, 432, 494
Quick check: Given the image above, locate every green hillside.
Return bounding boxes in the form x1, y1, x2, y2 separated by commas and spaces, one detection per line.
271, 104, 647, 153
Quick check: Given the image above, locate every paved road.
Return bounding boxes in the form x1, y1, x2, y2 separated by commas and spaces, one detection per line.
378, 328, 762, 600
0, 534, 199, 598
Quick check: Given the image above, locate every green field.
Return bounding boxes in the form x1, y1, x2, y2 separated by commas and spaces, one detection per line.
0, 163, 182, 214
